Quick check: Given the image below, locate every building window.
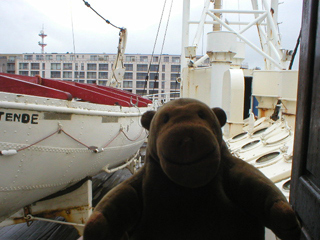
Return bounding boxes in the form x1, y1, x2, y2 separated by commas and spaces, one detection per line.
70, 55, 75, 61
136, 81, 145, 88
90, 55, 98, 61
42, 63, 45, 69
123, 81, 133, 88
125, 56, 135, 62
75, 72, 85, 79
136, 90, 146, 95
153, 56, 159, 62
124, 72, 133, 80
63, 71, 72, 78
171, 73, 180, 81
56, 55, 66, 61
99, 72, 108, 79
51, 71, 61, 78
137, 64, 148, 71
7, 63, 15, 71
149, 90, 158, 95
161, 81, 165, 89
170, 92, 180, 98
149, 82, 159, 88
19, 71, 29, 76
164, 56, 169, 62
150, 73, 159, 80
162, 73, 165, 80
99, 55, 109, 61
31, 63, 40, 70
87, 63, 97, 70
171, 65, 181, 72
170, 82, 180, 89
81, 63, 84, 70
172, 57, 180, 63
137, 72, 147, 80
87, 80, 97, 84
19, 63, 29, 70
139, 56, 148, 62
63, 63, 72, 70
98, 80, 107, 86
87, 72, 97, 79
36, 55, 44, 60
8, 56, 17, 62
51, 63, 61, 70
99, 64, 108, 70
124, 64, 133, 71
46, 55, 53, 60
24, 55, 33, 60
31, 71, 40, 76
75, 63, 78, 70
150, 65, 159, 72
162, 65, 165, 71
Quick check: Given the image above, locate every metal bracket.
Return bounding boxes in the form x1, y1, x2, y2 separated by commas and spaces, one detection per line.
130, 96, 139, 107
23, 206, 33, 227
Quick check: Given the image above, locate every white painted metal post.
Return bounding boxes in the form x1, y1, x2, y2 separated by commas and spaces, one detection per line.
213, 0, 222, 31
206, 31, 237, 108
192, 0, 211, 47
181, 0, 190, 69
262, 0, 283, 70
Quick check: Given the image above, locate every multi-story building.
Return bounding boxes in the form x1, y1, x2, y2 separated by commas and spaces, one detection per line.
0, 53, 189, 99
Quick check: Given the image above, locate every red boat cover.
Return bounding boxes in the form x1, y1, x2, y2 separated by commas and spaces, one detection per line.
0, 73, 152, 107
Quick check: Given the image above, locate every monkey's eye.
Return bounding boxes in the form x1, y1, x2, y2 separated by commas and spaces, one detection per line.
163, 114, 170, 123
198, 111, 206, 119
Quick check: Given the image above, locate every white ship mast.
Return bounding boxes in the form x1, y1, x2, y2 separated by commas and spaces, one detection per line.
181, 0, 297, 137
181, 0, 292, 71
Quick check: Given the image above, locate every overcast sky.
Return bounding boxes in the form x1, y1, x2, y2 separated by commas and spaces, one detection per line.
0, 0, 302, 69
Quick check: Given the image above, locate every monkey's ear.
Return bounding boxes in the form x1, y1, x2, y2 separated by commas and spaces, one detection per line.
141, 111, 156, 130
212, 107, 227, 127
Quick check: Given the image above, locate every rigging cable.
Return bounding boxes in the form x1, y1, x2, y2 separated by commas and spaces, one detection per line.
82, 0, 124, 30
143, 0, 168, 95
70, 0, 78, 82
153, 0, 174, 94
288, 29, 301, 70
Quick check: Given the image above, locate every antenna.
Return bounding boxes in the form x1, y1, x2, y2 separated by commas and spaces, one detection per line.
38, 26, 47, 53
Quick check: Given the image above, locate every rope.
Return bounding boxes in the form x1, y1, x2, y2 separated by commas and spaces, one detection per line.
102, 129, 122, 148
17, 129, 61, 152
9, 124, 145, 154
143, 0, 168, 95
60, 129, 91, 149
82, 0, 124, 30
120, 128, 145, 142
153, 0, 173, 93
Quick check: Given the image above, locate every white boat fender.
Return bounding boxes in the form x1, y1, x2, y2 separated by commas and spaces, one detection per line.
0, 149, 18, 156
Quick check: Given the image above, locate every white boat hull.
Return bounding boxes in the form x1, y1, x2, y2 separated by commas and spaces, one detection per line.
0, 92, 150, 222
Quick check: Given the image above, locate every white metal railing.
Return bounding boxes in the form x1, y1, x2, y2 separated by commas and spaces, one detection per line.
143, 91, 180, 106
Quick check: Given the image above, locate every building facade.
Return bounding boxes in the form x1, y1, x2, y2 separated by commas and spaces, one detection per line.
0, 53, 186, 99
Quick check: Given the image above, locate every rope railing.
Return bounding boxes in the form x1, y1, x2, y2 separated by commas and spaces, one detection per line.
0, 123, 146, 156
